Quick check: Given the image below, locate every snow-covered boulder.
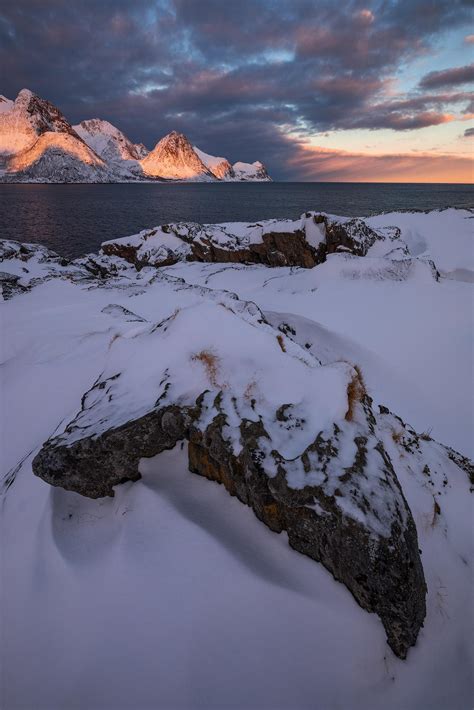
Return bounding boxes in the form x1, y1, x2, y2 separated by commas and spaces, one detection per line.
32, 282, 433, 658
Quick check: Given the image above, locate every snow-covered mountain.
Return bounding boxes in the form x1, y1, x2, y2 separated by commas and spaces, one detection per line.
73, 119, 149, 162
232, 160, 271, 181
140, 131, 216, 180
0, 89, 114, 182
193, 146, 235, 179
0, 88, 77, 158
0, 89, 272, 182
7, 132, 111, 183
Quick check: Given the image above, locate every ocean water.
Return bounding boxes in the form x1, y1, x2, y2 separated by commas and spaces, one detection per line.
0, 182, 472, 258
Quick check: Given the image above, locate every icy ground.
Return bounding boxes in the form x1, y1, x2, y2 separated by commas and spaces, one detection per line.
1, 208, 473, 709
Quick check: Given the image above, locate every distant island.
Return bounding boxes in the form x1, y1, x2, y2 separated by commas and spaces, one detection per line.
0, 89, 272, 183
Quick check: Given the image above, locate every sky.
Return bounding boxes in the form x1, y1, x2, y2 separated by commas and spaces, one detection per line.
0, 0, 473, 181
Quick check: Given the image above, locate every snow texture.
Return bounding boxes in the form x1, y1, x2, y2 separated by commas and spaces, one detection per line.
1, 208, 473, 709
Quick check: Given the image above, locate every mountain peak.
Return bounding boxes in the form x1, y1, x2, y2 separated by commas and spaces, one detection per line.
232, 160, 271, 181
0, 88, 77, 158
16, 88, 36, 103
73, 118, 148, 163
141, 131, 215, 180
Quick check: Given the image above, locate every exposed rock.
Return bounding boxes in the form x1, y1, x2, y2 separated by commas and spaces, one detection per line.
30, 291, 439, 659
100, 213, 413, 270
188, 388, 426, 659
6, 132, 111, 183
0, 271, 26, 300
315, 215, 381, 256
33, 402, 192, 499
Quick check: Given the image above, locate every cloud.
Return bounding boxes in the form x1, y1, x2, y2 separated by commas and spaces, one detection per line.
419, 63, 474, 89
355, 9, 375, 25
286, 144, 474, 182
463, 127, 474, 137
464, 34, 474, 44
0, 0, 472, 179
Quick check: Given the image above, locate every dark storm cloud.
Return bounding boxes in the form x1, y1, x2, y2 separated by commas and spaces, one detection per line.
0, 0, 472, 178
419, 63, 474, 89
463, 127, 474, 137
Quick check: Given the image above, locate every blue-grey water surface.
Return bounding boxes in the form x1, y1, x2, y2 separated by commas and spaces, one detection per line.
1, 182, 472, 258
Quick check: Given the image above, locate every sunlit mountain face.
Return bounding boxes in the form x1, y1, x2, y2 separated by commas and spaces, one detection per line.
0, 1, 472, 181
0, 90, 272, 182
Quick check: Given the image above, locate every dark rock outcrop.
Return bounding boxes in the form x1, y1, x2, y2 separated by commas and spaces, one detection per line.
100, 214, 395, 270
33, 360, 428, 659
189, 228, 320, 268
33, 402, 192, 499
187, 388, 426, 660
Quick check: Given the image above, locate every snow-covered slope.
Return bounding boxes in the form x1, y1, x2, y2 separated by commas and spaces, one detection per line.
194, 146, 234, 179
232, 159, 272, 181
140, 131, 216, 180
5, 131, 110, 183
3, 210, 471, 708
73, 118, 148, 162
0, 88, 77, 158
0, 94, 13, 114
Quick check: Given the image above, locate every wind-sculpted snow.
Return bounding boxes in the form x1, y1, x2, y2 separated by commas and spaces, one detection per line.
32, 280, 428, 658
2, 209, 473, 699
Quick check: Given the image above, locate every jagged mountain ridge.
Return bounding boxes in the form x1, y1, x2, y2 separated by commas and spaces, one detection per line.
193, 146, 234, 179
0, 89, 272, 182
73, 119, 149, 162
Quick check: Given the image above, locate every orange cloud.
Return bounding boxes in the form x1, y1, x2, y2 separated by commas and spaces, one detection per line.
287, 145, 473, 183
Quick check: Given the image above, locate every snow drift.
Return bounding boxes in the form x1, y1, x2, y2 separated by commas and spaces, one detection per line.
1, 208, 472, 709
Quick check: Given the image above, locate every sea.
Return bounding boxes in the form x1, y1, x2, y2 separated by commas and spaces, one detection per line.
0, 182, 472, 258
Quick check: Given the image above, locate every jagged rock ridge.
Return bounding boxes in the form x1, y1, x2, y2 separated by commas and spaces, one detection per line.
73, 119, 149, 162
100, 211, 439, 276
